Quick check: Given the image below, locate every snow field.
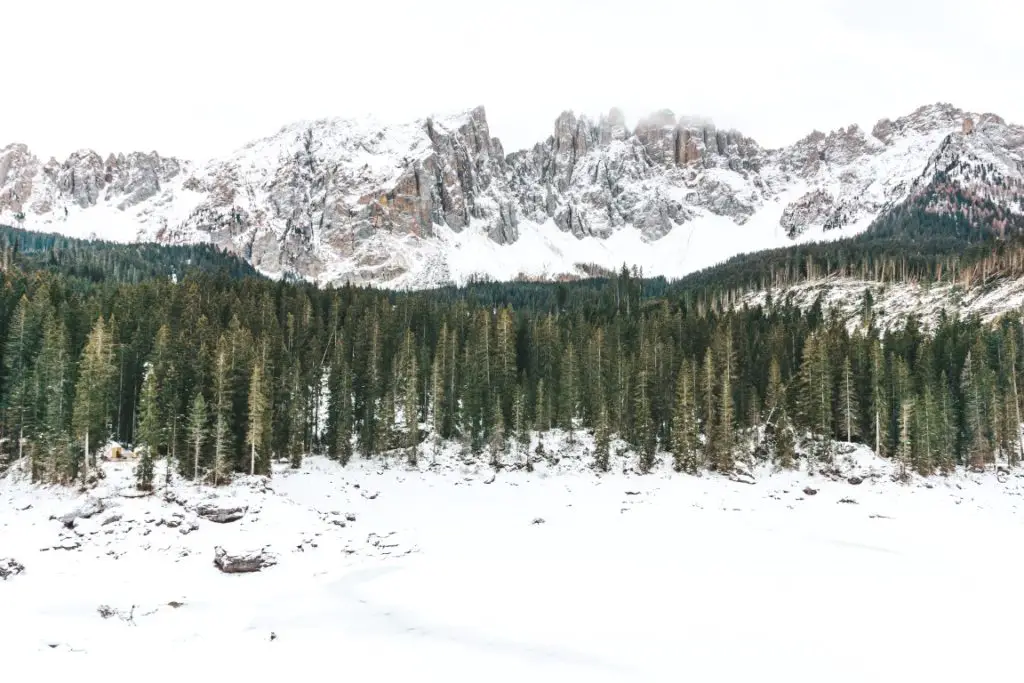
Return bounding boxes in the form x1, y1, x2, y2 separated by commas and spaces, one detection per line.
2, 440, 1024, 682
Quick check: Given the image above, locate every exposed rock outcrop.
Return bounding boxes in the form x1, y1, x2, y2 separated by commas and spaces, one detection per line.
213, 546, 277, 573
195, 499, 247, 523
0, 558, 25, 580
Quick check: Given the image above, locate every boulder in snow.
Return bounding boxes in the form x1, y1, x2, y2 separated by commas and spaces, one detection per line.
0, 558, 25, 580
195, 499, 248, 523
213, 546, 277, 573
56, 497, 105, 527
802, 487, 818, 496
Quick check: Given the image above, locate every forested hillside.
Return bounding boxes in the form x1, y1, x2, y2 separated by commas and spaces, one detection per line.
3, 216, 1024, 489
678, 187, 1024, 298
0, 224, 261, 284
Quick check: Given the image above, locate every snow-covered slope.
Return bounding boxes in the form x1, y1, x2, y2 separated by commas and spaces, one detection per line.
741, 274, 1024, 334
2, 103, 1022, 288
5, 439, 1024, 681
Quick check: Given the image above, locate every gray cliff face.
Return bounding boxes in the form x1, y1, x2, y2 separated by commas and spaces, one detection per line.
3, 101, 1024, 287
0, 144, 183, 218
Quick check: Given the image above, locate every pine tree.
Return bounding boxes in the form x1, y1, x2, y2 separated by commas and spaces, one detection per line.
71, 316, 116, 481
961, 345, 989, 470
634, 342, 656, 473
35, 313, 72, 482
936, 372, 956, 474
798, 331, 832, 470
671, 358, 699, 473
135, 369, 159, 491
560, 340, 579, 441
775, 409, 797, 469
594, 399, 611, 472
286, 364, 305, 469
489, 397, 504, 469
495, 306, 517, 411
430, 328, 446, 437
701, 348, 716, 465
336, 362, 354, 465
399, 330, 420, 465
187, 391, 207, 483
897, 398, 913, 481
211, 339, 233, 485
513, 384, 529, 465
2, 296, 35, 467
713, 328, 736, 472
247, 351, 270, 476
869, 340, 889, 458
841, 354, 857, 442
1004, 328, 1024, 465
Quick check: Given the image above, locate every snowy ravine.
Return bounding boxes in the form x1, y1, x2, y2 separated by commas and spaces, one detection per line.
3, 436, 1024, 682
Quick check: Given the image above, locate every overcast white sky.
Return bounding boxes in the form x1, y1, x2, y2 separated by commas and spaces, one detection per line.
4, 0, 1021, 161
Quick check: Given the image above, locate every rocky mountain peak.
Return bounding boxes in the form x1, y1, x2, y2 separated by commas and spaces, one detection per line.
2, 102, 1022, 289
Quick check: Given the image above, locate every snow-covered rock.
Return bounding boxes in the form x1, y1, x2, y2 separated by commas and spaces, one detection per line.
3, 102, 1022, 289
55, 496, 105, 527
0, 557, 24, 580
213, 546, 277, 573
194, 499, 248, 524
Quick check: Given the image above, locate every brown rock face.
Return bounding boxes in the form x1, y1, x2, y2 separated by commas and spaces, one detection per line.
963, 117, 975, 135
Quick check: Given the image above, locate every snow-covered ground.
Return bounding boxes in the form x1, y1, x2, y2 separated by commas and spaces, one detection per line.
3, 439, 1024, 682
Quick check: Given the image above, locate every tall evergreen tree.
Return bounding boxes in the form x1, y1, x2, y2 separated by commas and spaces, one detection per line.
286, 364, 306, 469
71, 316, 116, 481
247, 350, 270, 476
136, 369, 159, 491
211, 338, 233, 485
671, 358, 699, 474
187, 391, 208, 483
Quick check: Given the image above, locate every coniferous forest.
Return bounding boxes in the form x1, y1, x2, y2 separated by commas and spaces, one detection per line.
4, 208, 1024, 491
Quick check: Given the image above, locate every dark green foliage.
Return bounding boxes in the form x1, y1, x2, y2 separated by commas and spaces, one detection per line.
4, 207, 1024, 484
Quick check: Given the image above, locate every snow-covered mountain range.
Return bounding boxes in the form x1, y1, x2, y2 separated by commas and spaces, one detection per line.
2, 103, 1022, 288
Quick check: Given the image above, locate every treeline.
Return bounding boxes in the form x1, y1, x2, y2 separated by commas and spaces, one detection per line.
677, 186, 1024, 301
0, 224, 261, 284
3, 252, 1024, 488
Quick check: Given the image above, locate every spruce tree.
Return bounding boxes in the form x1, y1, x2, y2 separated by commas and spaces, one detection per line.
2, 296, 35, 467
36, 313, 72, 482
869, 340, 889, 458
187, 391, 207, 483
961, 345, 989, 470
671, 358, 699, 474
841, 354, 857, 442
286, 364, 305, 469
211, 339, 233, 485
594, 399, 611, 472
136, 370, 159, 491
634, 341, 656, 473
513, 385, 529, 465
775, 409, 796, 469
247, 352, 270, 476
489, 397, 504, 469
560, 341, 579, 442
335, 362, 354, 466
701, 348, 716, 465
714, 328, 736, 472
71, 316, 116, 481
